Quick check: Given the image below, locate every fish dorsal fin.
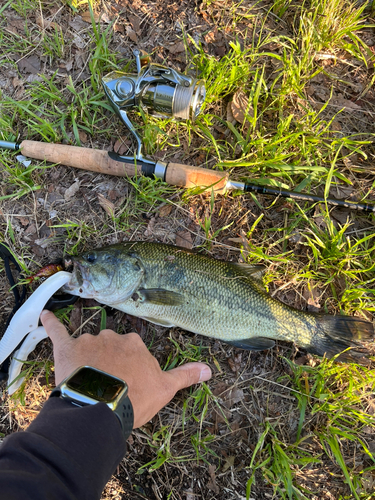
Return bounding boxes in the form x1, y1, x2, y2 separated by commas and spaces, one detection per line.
138, 288, 184, 306
230, 263, 267, 293
231, 263, 266, 281
225, 337, 275, 351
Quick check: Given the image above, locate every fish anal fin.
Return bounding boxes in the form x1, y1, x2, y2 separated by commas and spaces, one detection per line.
138, 288, 184, 306
141, 316, 176, 328
225, 337, 275, 351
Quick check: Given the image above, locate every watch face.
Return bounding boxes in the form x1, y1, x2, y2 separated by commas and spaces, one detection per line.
66, 367, 126, 403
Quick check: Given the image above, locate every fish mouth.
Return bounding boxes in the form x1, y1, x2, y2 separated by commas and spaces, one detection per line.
72, 263, 84, 288
61, 261, 95, 297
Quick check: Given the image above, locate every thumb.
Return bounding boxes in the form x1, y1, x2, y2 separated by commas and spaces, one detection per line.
164, 362, 212, 394
40, 309, 71, 347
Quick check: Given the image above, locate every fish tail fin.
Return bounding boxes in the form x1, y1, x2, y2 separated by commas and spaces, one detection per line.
307, 315, 374, 362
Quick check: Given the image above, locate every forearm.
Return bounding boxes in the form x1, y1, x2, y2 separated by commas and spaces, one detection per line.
0, 398, 126, 500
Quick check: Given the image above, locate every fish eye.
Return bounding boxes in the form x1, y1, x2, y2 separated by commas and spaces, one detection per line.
84, 252, 97, 263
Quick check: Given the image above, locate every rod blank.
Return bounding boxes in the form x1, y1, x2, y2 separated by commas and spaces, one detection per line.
243, 183, 375, 213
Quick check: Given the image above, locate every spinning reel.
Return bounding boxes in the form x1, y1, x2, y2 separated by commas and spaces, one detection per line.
102, 49, 206, 176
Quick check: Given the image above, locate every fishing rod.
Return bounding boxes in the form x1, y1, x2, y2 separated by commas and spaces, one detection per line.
1, 50, 374, 213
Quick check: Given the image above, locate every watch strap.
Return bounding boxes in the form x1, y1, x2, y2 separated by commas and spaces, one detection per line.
113, 393, 134, 441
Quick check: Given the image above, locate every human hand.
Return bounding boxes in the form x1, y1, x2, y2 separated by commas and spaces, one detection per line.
40, 310, 212, 428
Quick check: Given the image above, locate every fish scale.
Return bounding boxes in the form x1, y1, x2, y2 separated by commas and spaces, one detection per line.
63, 241, 374, 361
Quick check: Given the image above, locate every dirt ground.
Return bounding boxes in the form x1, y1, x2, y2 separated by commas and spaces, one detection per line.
0, 1, 375, 499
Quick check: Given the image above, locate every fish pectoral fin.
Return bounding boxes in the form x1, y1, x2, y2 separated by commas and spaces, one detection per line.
225, 337, 276, 351
138, 288, 184, 306
141, 316, 176, 328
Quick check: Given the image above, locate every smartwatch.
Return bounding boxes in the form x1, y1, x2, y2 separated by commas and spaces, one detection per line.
50, 366, 134, 441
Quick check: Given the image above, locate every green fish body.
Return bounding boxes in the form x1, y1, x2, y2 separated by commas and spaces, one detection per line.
63, 242, 373, 360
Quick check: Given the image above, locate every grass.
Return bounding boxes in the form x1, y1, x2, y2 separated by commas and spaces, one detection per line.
0, 0, 375, 499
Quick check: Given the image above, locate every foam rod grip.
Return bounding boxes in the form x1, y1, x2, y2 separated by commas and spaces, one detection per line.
165, 162, 228, 193
19, 140, 140, 177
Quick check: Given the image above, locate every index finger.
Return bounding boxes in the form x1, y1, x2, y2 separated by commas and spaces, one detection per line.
40, 310, 71, 347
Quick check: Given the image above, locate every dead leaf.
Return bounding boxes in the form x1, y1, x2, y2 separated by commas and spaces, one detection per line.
12, 76, 24, 98
25, 74, 42, 84
100, 12, 110, 23
331, 119, 342, 131
331, 95, 362, 111
74, 50, 86, 69
303, 285, 321, 312
295, 355, 308, 366
175, 230, 193, 249
24, 223, 37, 235
69, 16, 89, 31
225, 388, 244, 407
7, 18, 25, 33
222, 455, 235, 473
98, 193, 115, 217
36, 16, 61, 30
207, 464, 219, 494
226, 101, 236, 124
215, 45, 226, 57
108, 189, 122, 201
231, 89, 253, 124
144, 216, 156, 237
205, 31, 216, 44
228, 352, 242, 372
64, 180, 80, 201
114, 137, 131, 155
30, 243, 45, 257
17, 216, 29, 226
34, 237, 51, 249
212, 381, 229, 398
114, 20, 124, 33
12, 76, 23, 89
128, 14, 141, 33
240, 229, 250, 257
78, 130, 88, 143
73, 35, 86, 49
168, 41, 185, 54
126, 25, 138, 43
115, 196, 126, 207
81, 10, 99, 23
18, 55, 41, 75
62, 60, 73, 72
331, 208, 350, 225
69, 300, 82, 333
159, 204, 172, 217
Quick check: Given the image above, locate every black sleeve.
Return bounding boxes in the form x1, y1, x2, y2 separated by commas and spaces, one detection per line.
0, 398, 126, 500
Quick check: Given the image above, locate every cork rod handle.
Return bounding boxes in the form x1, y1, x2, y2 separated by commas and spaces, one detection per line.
19, 140, 229, 192
20, 140, 140, 177
165, 162, 228, 193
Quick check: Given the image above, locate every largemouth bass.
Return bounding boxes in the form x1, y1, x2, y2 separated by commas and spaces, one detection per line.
63, 242, 373, 361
